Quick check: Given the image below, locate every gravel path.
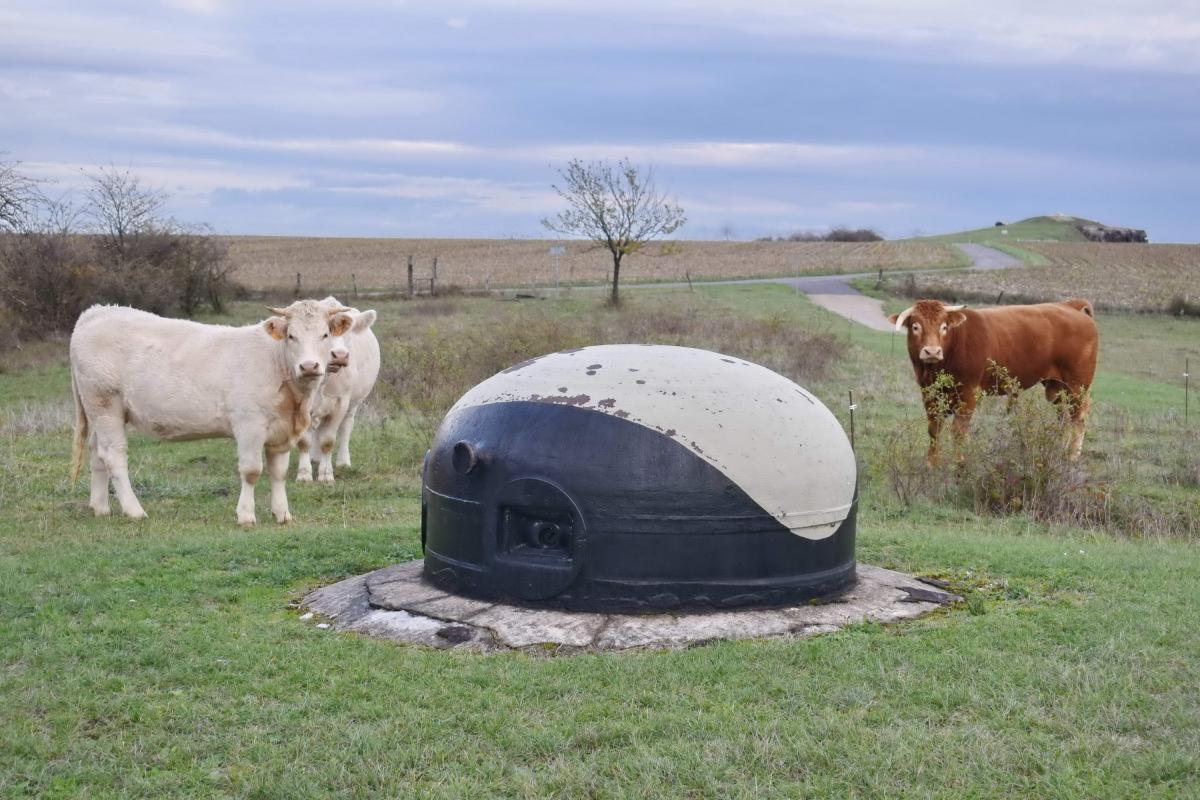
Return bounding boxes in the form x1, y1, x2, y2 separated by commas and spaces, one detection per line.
629, 242, 1024, 331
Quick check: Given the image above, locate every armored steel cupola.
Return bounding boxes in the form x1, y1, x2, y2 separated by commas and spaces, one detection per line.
420, 344, 858, 611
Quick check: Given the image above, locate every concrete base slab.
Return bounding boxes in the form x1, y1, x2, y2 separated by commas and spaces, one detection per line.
302, 561, 958, 653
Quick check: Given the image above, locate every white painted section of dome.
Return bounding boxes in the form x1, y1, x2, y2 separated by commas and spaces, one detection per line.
448, 344, 856, 540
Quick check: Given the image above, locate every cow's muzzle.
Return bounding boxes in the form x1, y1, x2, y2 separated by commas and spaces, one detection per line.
919, 346, 944, 364
328, 349, 350, 372
298, 361, 324, 379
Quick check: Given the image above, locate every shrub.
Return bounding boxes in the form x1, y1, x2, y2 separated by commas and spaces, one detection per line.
91, 228, 235, 317
0, 231, 97, 338
1166, 295, 1200, 318
380, 303, 844, 462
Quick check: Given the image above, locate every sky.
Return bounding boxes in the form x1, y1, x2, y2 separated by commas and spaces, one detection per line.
2, 0, 1199, 241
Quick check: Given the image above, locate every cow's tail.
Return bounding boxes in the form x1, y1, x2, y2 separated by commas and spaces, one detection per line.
1063, 298, 1095, 318
69, 370, 88, 483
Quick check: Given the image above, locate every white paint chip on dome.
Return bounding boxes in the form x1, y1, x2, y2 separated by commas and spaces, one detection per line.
448, 344, 856, 540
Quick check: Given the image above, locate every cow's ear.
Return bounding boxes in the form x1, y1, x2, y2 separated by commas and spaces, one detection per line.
947, 310, 967, 328
887, 313, 899, 325
263, 316, 288, 341
329, 312, 353, 337
353, 309, 377, 332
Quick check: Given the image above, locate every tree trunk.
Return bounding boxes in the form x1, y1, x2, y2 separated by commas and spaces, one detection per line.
611, 253, 622, 306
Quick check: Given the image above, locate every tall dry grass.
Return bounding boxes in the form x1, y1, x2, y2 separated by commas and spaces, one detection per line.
379, 303, 844, 462
876, 374, 1200, 540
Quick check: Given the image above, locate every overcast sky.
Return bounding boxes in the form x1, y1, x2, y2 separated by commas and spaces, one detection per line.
3, 0, 1199, 240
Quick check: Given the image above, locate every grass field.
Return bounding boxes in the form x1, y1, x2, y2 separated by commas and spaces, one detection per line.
917, 215, 1096, 245
3, 287, 1199, 797
876, 242, 1200, 314
223, 236, 966, 292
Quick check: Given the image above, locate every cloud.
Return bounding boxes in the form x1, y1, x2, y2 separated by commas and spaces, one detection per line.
21, 158, 308, 196
527, 141, 926, 169
327, 174, 559, 212
457, 0, 1200, 73
116, 123, 925, 171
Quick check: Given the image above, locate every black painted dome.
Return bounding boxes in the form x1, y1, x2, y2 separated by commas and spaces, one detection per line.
421, 344, 857, 611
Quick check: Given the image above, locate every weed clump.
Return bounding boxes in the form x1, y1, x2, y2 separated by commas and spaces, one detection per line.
379, 303, 843, 462
879, 366, 1200, 540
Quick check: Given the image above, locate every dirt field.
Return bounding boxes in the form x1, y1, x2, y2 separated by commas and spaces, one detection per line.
223, 236, 964, 292
888, 242, 1200, 313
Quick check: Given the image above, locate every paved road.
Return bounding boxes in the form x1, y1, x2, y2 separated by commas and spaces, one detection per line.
629, 242, 1024, 332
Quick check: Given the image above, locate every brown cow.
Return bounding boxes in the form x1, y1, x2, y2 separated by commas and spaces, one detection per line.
889, 299, 1099, 461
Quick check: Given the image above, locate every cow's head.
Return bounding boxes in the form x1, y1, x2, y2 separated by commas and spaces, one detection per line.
317, 296, 377, 373
889, 300, 967, 364
263, 299, 354, 381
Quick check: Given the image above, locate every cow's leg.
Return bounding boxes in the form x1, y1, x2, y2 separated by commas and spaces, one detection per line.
235, 433, 265, 527
295, 429, 314, 482
91, 412, 146, 519
1043, 379, 1064, 405
950, 388, 979, 454
266, 446, 293, 523
1066, 388, 1092, 460
317, 430, 337, 482
334, 407, 357, 468
925, 411, 944, 464
87, 431, 111, 516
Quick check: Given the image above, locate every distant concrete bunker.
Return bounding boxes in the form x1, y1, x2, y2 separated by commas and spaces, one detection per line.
303, 345, 959, 651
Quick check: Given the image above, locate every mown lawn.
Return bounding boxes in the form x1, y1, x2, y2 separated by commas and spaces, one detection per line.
2, 286, 1198, 798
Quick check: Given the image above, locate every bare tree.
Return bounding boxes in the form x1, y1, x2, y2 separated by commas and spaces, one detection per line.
542, 159, 685, 305
0, 155, 39, 232
83, 165, 168, 255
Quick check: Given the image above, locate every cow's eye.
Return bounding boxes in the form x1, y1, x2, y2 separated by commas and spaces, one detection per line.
940, 323, 948, 334
911, 323, 921, 334
322, 333, 329, 339
287, 334, 296, 342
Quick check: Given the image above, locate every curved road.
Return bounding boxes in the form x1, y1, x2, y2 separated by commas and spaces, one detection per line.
632, 242, 1023, 332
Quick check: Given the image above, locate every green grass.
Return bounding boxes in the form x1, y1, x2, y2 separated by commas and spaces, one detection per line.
916, 215, 1097, 246
3, 288, 1199, 798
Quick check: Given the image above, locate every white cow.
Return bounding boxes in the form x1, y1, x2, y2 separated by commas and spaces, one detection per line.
69, 300, 354, 525
296, 297, 380, 483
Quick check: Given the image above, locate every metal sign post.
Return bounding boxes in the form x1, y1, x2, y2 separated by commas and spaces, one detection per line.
549, 245, 566, 290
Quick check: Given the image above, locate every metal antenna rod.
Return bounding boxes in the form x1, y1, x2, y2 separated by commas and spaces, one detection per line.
848, 390, 857, 450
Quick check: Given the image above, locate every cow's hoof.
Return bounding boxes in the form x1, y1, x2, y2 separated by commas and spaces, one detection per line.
126, 510, 148, 520
91, 506, 111, 517
296, 473, 313, 483
317, 475, 334, 484
238, 516, 257, 527
274, 511, 293, 524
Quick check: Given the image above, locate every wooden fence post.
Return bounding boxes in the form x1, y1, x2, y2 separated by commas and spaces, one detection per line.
431, 256, 438, 297
294, 272, 301, 299
407, 256, 414, 298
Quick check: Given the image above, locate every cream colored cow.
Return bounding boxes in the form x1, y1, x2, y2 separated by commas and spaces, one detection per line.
296, 297, 380, 483
69, 300, 353, 525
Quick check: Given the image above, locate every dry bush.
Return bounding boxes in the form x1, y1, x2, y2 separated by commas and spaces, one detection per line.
879, 373, 1200, 540
380, 304, 843, 461
0, 232, 98, 338
92, 229, 236, 317
224, 237, 962, 291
